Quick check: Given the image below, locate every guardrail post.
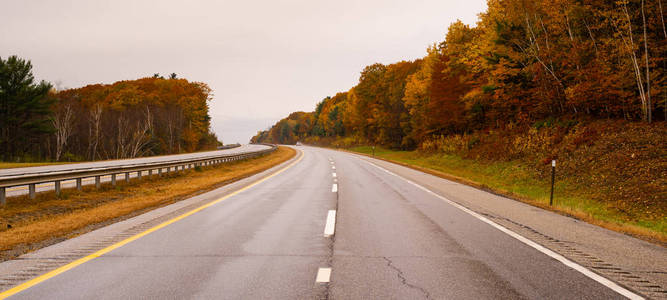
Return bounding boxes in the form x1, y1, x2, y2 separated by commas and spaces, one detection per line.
158, 168, 162, 176
76, 178, 82, 191
29, 184, 36, 199
137, 171, 142, 180
55, 181, 61, 196
125, 172, 130, 183
95, 176, 101, 189
1, 187, 5, 205
148, 169, 153, 177
111, 174, 116, 186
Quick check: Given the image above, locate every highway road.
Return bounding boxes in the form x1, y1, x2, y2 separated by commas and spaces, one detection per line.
1, 145, 662, 299
0, 144, 270, 197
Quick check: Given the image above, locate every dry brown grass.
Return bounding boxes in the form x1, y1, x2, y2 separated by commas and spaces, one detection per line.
0, 146, 296, 260
0, 162, 70, 169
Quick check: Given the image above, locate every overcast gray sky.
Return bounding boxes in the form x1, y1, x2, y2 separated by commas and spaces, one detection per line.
1, 0, 487, 143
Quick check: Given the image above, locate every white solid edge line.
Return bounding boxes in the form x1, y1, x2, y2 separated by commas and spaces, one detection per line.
316, 267, 332, 283
332, 172, 337, 177
331, 183, 338, 193
365, 161, 643, 300
324, 210, 337, 237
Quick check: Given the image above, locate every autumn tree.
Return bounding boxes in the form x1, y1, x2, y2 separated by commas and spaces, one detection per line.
51, 77, 218, 160
255, 0, 665, 149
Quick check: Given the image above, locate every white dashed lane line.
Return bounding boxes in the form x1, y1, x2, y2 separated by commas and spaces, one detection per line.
324, 210, 337, 237
319, 158, 335, 285
316, 267, 331, 283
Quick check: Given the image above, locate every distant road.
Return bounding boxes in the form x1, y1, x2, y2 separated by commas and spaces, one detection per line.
1, 145, 663, 299
1, 144, 271, 197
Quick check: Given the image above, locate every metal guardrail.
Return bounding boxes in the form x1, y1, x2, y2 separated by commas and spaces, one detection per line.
0, 144, 277, 205
217, 143, 241, 150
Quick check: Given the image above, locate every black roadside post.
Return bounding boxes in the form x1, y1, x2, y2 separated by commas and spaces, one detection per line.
550, 159, 556, 206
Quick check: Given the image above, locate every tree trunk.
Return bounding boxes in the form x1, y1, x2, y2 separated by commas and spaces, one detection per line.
641, 0, 651, 122
87, 104, 103, 161
52, 103, 74, 161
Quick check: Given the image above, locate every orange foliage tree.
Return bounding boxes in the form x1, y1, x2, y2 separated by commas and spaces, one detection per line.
51, 77, 219, 160
252, 0, 665, 147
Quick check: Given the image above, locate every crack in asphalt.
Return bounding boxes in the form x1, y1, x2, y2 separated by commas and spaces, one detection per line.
383, 256, 432, 300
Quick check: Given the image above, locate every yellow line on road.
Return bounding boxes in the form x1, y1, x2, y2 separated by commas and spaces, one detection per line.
0, 149, 304, 299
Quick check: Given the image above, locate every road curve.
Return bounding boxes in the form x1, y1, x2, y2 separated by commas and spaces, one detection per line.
0, 145, 652, 299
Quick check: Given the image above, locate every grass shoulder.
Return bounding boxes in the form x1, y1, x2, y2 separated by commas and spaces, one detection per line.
0, 146, 296, 261
348, 145, 666, 245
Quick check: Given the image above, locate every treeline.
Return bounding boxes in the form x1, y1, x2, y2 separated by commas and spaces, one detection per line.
252, 0, 665, 148
1, 56, 220, 162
